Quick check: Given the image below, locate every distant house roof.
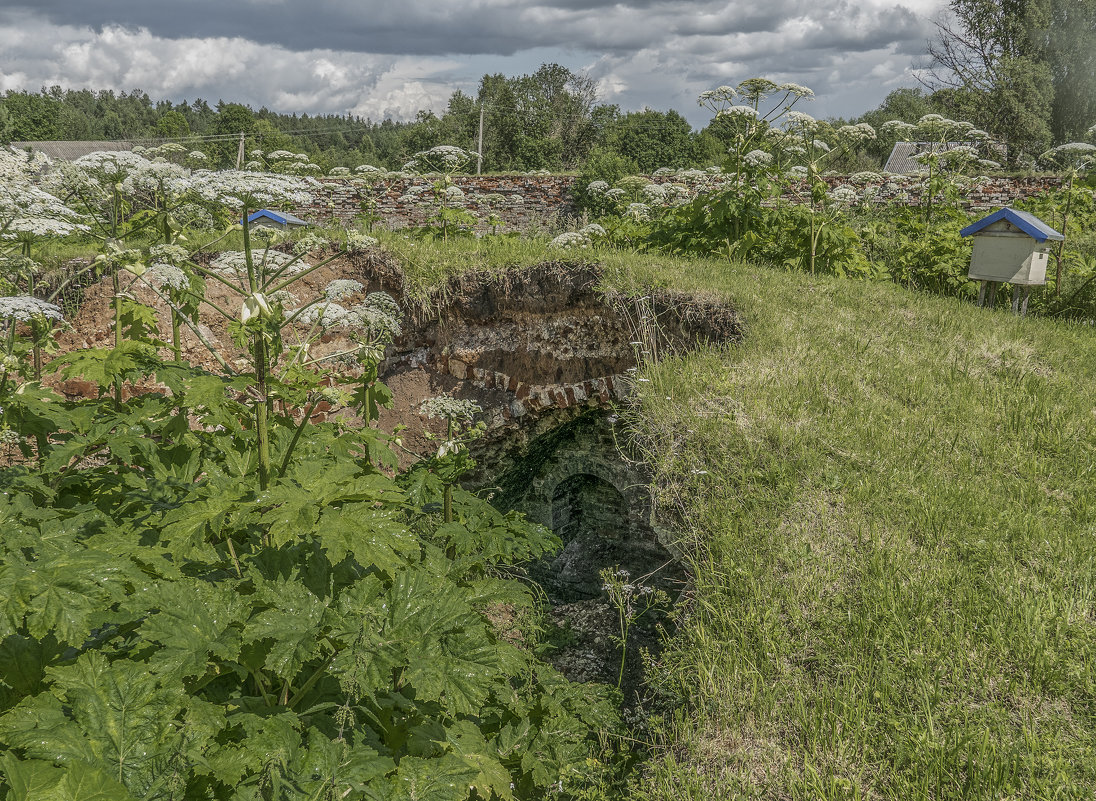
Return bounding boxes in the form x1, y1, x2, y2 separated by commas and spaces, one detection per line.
883, 140, 1007, 174
883, 141, 958, 174
246, 209, 309, 227
10, 140, 137, 161
960, 207, 1064, 243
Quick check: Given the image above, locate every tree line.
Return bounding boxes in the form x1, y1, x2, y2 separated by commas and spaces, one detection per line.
1, 5, 1092, 176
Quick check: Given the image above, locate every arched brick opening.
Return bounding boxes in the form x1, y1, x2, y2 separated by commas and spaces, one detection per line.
551, 472, 628, 543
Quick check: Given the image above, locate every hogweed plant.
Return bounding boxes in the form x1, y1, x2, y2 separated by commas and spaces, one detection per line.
0, 161, 615, 798
420, 396, 485, 530
403, 146, 479, 241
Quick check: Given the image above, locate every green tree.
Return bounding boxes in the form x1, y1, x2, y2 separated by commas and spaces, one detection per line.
924, 0, 1096, 155
211, 102, 256, 166
155, 109, 191, 138
0, 92, 61, 141
603, 108, 703, 172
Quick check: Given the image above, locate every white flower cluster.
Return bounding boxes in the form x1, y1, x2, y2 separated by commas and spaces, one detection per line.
0, 429, 21, 446
641, 183, 667, 202
328, 167, 351, 177
143, 262, 190, 292
586, 180, 610, 195
836, 123, 877, 144
1, 147, 50, 183
211, 249, 306, 280
828, 185, 859, 204
293, 231, 330, 255
346, 230, 379, 250
295, 291, 400, 340
355, 164, 382, 174
626, 202, 651, 221
849, 171, 882, 184
324, 279, 364, 300
149, 244, 190, 264
580, 223, 607, 238
778, 82, 815, 98
718, 105, 759, 119
190, 170, 316, 210
783, 111, 819, 131
1, 183, 88, 237
403, 145, 472, 174
550, 231, 592, 249
444, 185, 465, 202
0, 295, 64, 322
744, 149, 774, 167
419, 395, 482, 421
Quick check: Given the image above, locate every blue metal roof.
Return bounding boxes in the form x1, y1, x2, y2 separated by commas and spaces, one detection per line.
960, 207, 1063, 243
245, 209, 309, 226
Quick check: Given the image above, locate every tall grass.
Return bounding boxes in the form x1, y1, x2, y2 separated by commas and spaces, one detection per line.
597, 255, 1096, 798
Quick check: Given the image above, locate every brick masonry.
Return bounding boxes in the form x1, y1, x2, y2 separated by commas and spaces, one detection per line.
295, 174, 1066, 231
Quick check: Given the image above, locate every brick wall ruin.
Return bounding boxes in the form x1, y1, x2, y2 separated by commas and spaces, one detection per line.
295, 174, 1065, 231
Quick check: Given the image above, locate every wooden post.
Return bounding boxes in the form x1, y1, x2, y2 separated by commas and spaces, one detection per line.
1011, 285, 1021, 313
1020, 286, 1032, 317
986, 282, 998, 309
977, 281, 987, 307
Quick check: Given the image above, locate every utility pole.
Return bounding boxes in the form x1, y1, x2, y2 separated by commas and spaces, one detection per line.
236, 132, 245, 169
476, 103, 484, 175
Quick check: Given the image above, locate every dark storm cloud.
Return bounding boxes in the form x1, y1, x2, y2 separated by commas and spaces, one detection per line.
0, 0, 945, 123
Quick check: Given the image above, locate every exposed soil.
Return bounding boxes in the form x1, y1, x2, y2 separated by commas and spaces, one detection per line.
43, 250, 739, 694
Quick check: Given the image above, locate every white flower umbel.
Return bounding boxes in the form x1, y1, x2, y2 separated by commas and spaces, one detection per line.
211, 250, 305, 281
324, 279, 364, 301
420, 395, 482, 421
580, 223, 607, 238
744, 149, 774, 167
0, 147, 50, 183
190, 170, 316, 210
345, 230, 378, 250
550, 232, 591, 249
718, 105, 759, 119
149, 244, 190, 264
143, 263, 189, 292
0, 295, 64, 322
296, 301, 351, 330
0, 183, 88, 235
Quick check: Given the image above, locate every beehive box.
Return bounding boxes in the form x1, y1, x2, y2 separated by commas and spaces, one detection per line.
961, 208, 1063, 286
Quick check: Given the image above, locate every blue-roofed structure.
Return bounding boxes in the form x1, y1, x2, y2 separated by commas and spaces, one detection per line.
962, 207, 1062, 302
246, 209, 309, 229
960, 207, 1063, 243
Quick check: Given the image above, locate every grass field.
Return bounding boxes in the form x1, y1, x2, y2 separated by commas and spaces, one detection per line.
33, 226, 1096, 797
593, 253, 1096, 799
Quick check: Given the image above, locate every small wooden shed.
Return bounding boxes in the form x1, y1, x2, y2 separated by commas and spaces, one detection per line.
246, 209, 309, 230
960, 207, 1063, 286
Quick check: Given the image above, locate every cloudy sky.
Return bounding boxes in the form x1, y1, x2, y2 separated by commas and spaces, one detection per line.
0, 0, 948, 128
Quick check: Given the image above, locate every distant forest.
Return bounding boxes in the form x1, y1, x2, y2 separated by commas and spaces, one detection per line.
1, 55, 1086, 174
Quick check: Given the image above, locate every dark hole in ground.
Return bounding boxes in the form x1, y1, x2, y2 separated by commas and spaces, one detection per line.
483, 411, 687, 702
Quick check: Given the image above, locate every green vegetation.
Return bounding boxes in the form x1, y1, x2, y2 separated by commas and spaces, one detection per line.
596, 252, 1096, 798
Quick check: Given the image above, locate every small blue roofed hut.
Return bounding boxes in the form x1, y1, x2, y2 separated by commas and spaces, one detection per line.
960, 207, 1063, 286
246, 209, 309, 230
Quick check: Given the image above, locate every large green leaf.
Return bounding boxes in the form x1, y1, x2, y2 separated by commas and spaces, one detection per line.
133, 579, 249, 680
0, 653, 190, 796
244, 579, 333, 681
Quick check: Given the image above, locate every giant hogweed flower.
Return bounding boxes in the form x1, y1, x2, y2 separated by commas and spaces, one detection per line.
420, 396, 482, 422
0, 296, 64, 322
403, 145, 472, 174
190, 170, 317, 210
0, 147, 50, 183
211, 250, 307, 281
1, 183, 88, 236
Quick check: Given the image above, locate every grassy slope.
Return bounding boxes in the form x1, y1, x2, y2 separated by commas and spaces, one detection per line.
594, 253, 1096, 799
